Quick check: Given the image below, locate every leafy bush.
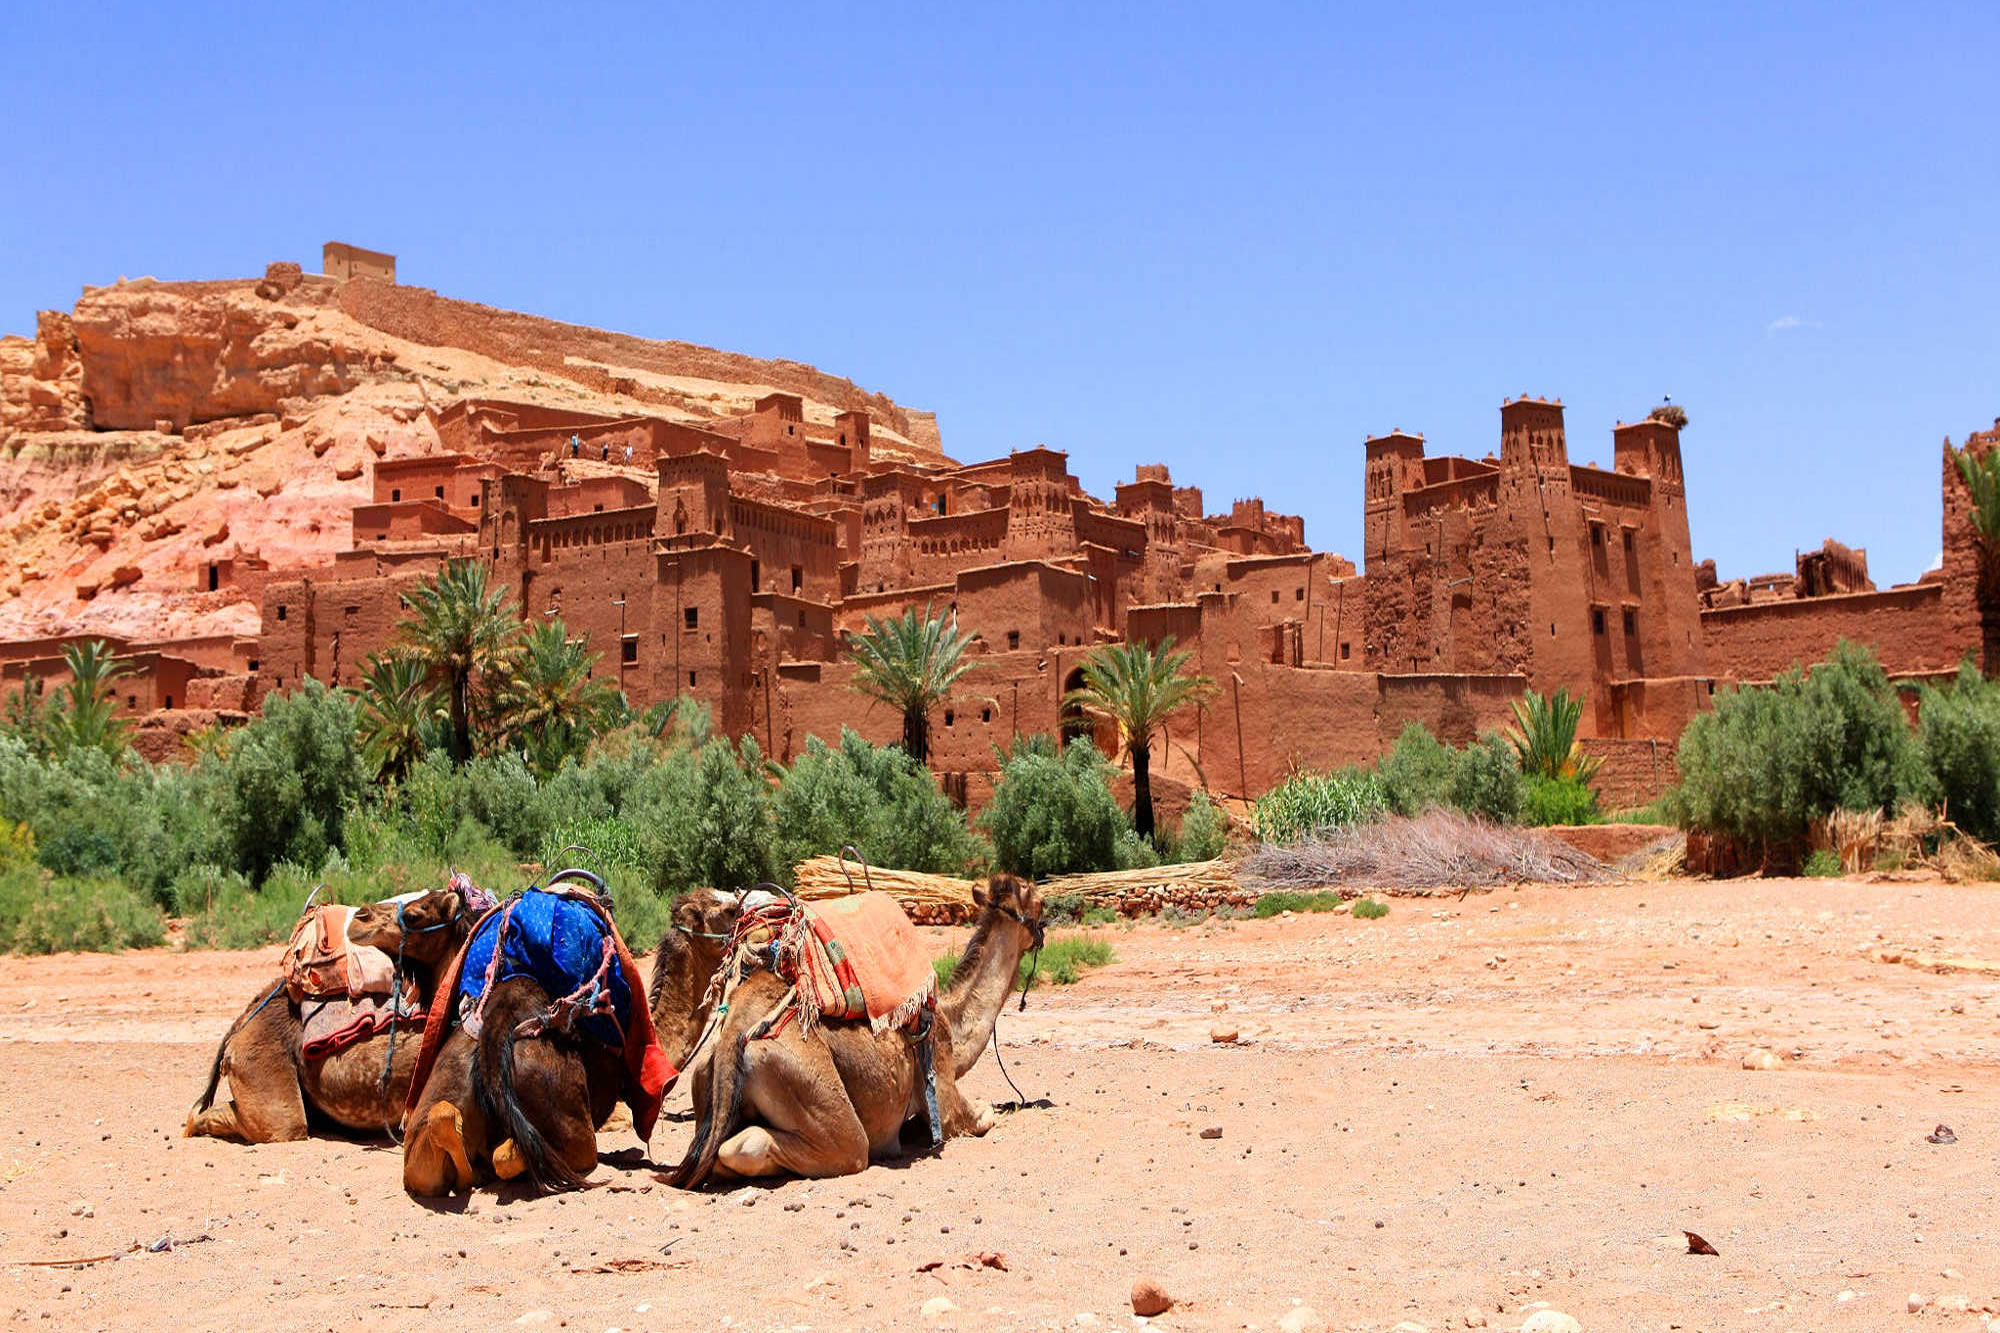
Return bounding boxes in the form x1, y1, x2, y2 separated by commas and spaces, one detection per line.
1252, 767, 1388, 844
1449, 733, 1523, 824
1251, 890, 1347, 917
1351, 897, 1389, 919
168, 864, 251, 918
213, 680, 369, 884
978, 740, 1128, 878
932, 932, 1114, 991
1377, 723, 1459, 816
460, 751, 547, 857
0, 869, 164, 954
1802, 849, 1843, 877
1676, 641, 1921, 845
1172, 790, 1231, 862
1520, 774, 1603, 826
1115, 826, 1162, 870
774, 729, 981, 877
1915, 661, 2000, 843
624, 737, 779, 896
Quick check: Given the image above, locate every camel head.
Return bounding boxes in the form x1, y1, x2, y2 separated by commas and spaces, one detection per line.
349, 887, 471, 967
673, 887, 745, 947
972, 874, 1046, 951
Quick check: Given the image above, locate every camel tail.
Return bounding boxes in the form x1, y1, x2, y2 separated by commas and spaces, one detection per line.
477, 1014, 586, 1194
187, 979, 281, 1126
668, 1025, 748, 1190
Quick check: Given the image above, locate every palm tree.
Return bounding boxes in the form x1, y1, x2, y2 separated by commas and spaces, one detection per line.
495, 618, 622, 774
1505, 687, 1602, 783
356, 654, 438, 783
846, 604, 978, 765
55, 640, 132, 758
1952, 442, 2000, 671
1064, 636, 1214, 840
393, 560, 521, 764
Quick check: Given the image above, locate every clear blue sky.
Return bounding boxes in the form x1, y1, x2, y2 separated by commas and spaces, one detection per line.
5, 3, 1995, 585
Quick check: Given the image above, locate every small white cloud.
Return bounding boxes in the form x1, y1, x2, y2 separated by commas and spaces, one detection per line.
1766, 314, 1823, 334
1929, 549, 1943, 572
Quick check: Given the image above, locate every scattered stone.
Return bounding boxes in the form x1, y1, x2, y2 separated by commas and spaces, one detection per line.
1683, 1230, 1719, 1256
1926, 1124, 1956, 1145
1130, 1278, 1173, 1317
68, 1201, 92, 1218
1210, 1025, 1240, 1045
1908, 1293, 1927, 1313
1199, 1126, 1223, 1140
1741, 1048, 1783, 1071
1276, 1306, 1326, 1333
1460, 1310, 1487, 1329
920, 1296, 957, 1320
513, 1312, 553, 1327
1519, 1314, 1581, 1333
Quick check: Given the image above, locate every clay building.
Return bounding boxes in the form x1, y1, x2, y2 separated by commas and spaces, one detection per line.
322, 242, 396, 284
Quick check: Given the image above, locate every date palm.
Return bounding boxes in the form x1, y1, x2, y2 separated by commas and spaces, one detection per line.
496, 617, 622, 773
56, 639, 132, 758
1064, 636, 1213, 840
356, 654, 438, 783
846, 604, 977, 765
1952, 442, 2000, 672
1505, 687, 1601, 783
394, 560, 521, 765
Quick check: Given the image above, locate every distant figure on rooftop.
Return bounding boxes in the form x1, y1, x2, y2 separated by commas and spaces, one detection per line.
570, 434, 580, 458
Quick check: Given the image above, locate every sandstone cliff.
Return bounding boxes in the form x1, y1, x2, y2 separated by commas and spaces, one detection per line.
0, 262, 944, 644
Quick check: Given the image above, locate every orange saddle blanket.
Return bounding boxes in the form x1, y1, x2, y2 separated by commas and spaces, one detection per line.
793, 892, 937, 1033
281, 905, 416, 1008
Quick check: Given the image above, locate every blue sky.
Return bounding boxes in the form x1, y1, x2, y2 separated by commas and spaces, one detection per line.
4, 2, 1995, 585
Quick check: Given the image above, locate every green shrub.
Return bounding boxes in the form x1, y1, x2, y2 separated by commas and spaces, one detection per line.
213, 680, 369, 884
168, 864, 251, 918
1676, 641, 1921, 845
0, 869, 165, 954
1351, 896, 1389, 919
1172, 790, 1230, 862
1252, 767, 1388, 844
1916, 661, 2000, 843
624, 737, 779, 896
1029, 933, 1114, 987
1377, 723, 1458, 816
461, 751, 547, 857
1802, 849, 1843, 877
1520, 774, 1603, 826
1251, 890, 1346, 917
979, 740, 1128, 878
183, 864, 339, 950
1450, 732, 1523, 824
774, 729, 980, 877
1114, 826, 1161, 870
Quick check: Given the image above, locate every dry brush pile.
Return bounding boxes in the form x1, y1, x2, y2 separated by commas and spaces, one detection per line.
1240, 809, 1609, 895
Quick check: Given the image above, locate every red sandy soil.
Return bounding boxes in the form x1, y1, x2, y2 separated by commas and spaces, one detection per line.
1, 875, 1997, 1332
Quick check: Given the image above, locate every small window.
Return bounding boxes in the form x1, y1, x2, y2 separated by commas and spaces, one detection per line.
277, 605, 287, 621
944, 709, 955, 728
684, 607, 698, 629
797, 610, 807, 628
471, 493, 481, 507
127, 695, 137, 709
163, 695, 173, 709
391, 488, 402, 502
688, 671, 698, 688
1550, 622, 1557, 637
344, 605, 359, 619
1295, 588, 1305, 601
980, 707, 993, 723
1623, 609, 1636, 635
247, 659, 259, 672
435, 485, 445, 499
1007, 630, 1021, 650
1591, 527, 1603, 547
1340, 642, 1351, 660
1706, 680, 1716, 696
622, 637, 638, 664
1271, 590, 1280, 604
1592, 608, 1606, 635
751, 560, 760, 591
791, 566, 803, 592
1547, 537, 1555, 554
1622, 531, 1633, 554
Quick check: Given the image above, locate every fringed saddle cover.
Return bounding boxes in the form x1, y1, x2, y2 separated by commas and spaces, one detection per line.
281, 905, 415, 1007
300, 992, 425, 1063
793, 892, 937, 1034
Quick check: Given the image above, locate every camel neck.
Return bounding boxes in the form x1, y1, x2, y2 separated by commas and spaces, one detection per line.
652, 936, 723, 1066
941, 909, 1029, 1078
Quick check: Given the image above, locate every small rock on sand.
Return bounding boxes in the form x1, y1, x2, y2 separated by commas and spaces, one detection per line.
1277, 1306, 1326, 1333
921, 1296, 957, 1319
1460, 1309, 1488, 1328
1199, 1126, 1223, 1140
1741, 1048, 1782, 1071
1210, 1024, 1240, 1044
1907, 1293, 1926, 1313
1131, 1278, 1173, 1317
1520, 1313, 1581, 1333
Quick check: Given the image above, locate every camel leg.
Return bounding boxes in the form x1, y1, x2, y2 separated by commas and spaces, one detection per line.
186, 1036, 309, 1144
930, 1066, 997, 1138
717, 1034, 869, 1180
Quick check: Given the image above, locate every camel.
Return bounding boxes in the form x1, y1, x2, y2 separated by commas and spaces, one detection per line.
401, 888, 744, 1196
184, 887, 471, 1143
667, 875, 1045, 1186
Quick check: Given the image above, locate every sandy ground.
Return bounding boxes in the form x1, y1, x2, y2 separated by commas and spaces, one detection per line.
1, 875, 1997, 1332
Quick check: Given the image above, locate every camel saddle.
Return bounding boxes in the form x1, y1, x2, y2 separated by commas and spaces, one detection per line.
281, 905, 417, 1009
742, 892, 936, 1035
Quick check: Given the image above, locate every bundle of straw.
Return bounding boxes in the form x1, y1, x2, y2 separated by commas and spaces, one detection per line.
791, 856, 979, 907
1040, 859, 1241, 900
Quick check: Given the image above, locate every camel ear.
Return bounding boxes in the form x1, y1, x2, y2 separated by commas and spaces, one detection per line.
971, 880, 993, 909
673, 894, 702, 930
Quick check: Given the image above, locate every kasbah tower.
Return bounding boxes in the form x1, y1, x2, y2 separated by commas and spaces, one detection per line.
1, 246, 1994, 814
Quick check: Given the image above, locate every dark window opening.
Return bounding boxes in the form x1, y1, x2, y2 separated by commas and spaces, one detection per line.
277, 605, 287, 621
943, 709, 955, 728
207, 565, 220, 592
1340, 642, 1351, 660
344, 605, 359, 618
1007, 630, 1020, 651
1622, 531, 1633, 554
688, 671, 698, 688
1591, 527, 1603, 547
621, 637, 638, 664
1271, 590, 1280, 603
1295, 588, 1305, 601
751, 560, 760, 591
127, 695, 137, 709
797, 610, 807, 628
980, 707, 993, 723
1592, 608, 1606, 635
391, 488, 401, 502
684, 607, 699, 629
1706, 680, 1716, 695
163, 695, 173, 709
471, 493, 480, 507
791, 566, 803, 592
247, 659, 259, 672
1547, 537, 1555, 554
435, 485, 445, 499
1623, 609, 1636, 635
1550, 622, 1557, 637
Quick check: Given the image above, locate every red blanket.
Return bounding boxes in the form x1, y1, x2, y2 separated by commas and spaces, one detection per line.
796, 892, 937, 1032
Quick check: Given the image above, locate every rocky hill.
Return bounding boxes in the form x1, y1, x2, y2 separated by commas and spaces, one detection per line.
0, 260, 944, 644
